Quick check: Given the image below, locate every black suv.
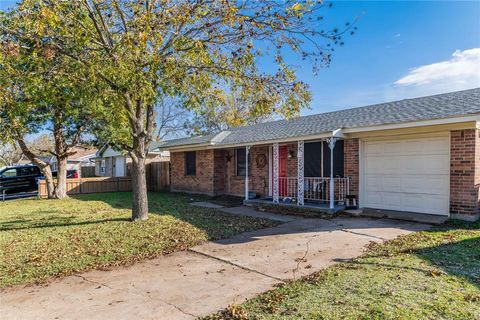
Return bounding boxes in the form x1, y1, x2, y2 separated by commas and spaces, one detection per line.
0, 165, 42, 194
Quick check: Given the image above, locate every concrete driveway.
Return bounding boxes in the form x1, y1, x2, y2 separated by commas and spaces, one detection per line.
1, 215, 430, 320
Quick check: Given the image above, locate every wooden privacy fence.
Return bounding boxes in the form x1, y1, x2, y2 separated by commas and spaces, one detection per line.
145, 161, 170, 192
125, 161, 170, 192
38, 177, 132, 197
38, 162, 170, 198
81, 166, 96, 178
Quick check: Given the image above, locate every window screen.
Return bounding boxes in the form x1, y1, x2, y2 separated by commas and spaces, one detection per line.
304, 140, 344, 177
322, 140, 344, 177
304, 142, 322, 177
236, 148, 251, 176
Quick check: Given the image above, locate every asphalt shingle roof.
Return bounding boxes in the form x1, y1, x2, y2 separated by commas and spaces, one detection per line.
157, 88, 480, 149
150, 133, 218, 149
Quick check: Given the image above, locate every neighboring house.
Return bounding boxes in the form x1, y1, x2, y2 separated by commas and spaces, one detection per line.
158, 88, 480, 221
94, 144, 170, 177
14, 157, 48, 166
49, 146, 97, 177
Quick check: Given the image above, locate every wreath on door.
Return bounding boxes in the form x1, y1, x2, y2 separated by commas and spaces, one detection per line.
256, 154, 267, 169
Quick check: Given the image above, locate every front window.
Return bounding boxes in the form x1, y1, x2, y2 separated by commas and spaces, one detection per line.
185, 151, 196, 176
236, 148, 251, 176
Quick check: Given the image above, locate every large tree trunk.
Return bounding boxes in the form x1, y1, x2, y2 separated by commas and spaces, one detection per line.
17, 138, 56, 198
125, 94, 154, 221
42, 167, 55, 199
54, 156, 68, 199
52, 115, 68, 199
131, 153, 148, 221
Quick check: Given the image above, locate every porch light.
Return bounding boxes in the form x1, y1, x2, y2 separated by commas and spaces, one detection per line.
288, 150, 295, 159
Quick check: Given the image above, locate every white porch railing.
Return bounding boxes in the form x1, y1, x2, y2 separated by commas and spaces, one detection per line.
278, 177, 298, 199
278, 177, 350, 203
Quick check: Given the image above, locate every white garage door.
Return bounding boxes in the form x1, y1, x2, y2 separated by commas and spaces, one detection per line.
362, 136, 450, 216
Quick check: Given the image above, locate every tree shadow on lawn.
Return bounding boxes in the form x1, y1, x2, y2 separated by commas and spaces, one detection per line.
61, 191, 279, 240
337, 225, 480, 289
0, 192, 197, 232
0, 192, 263, 237
407, 220, 479, 289
415, 236, 480, 288
0, 217, 131, 231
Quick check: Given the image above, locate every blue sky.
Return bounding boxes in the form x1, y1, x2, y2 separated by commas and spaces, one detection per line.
292, 1, 480, 115
2, 0, 479, 117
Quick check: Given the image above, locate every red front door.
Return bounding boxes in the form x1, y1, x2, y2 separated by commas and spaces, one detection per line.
279, 145, 288, 196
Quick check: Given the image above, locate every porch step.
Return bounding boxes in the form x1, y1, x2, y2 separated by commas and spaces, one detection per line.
244, 199, 345, 214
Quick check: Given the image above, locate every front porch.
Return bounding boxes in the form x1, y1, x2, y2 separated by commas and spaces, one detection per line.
244, 197, 347, 213
235, 129, 353, 210
244, 175, 350, 213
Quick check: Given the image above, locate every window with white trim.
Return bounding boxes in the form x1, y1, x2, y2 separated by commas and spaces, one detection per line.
100, 160, 106, 174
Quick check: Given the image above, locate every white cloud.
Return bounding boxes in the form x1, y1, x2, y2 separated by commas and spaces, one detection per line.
314, 49, 480, 112
395, 48, 480, 88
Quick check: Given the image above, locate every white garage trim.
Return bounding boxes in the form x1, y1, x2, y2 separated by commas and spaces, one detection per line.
359, 132, 451, 216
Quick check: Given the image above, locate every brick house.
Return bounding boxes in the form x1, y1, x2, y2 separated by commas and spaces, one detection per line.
159, 88, 480, 220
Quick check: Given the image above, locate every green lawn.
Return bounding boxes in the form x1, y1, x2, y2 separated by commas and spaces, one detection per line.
205, 220, 480, 320
0, 192, 278, 288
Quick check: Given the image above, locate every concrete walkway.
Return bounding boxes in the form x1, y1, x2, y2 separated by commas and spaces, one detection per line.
190, 201, 224, 209
191, 201, 300, 222
220, 205, 300, 222
1, 216, 431, 320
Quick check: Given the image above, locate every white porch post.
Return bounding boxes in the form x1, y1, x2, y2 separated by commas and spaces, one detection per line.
326, 137, 337, 210
245, 145, 251, 201
297, 140, 304, 206
273, 143, 279, 203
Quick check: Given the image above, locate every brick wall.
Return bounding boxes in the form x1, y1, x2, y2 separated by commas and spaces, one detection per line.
286, 143, 298, 177
213, 150, 227, 194
344, 138, 359, 197
215, 146, 270, 197
170, 150, 215, 195
450, 129, 479, 215
170, 146, 270, 197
